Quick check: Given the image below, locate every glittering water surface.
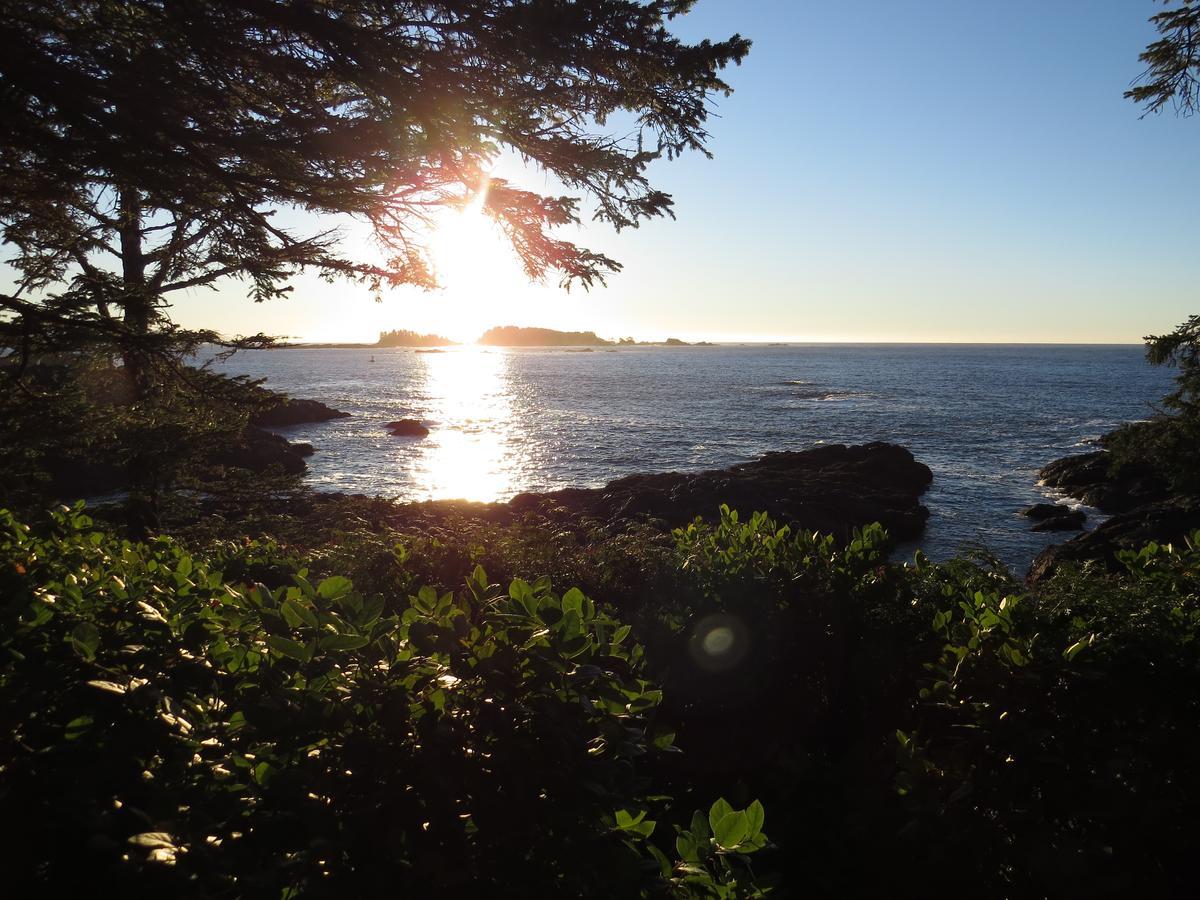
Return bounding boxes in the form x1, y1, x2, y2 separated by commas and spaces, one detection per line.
212, 344, 1171, 570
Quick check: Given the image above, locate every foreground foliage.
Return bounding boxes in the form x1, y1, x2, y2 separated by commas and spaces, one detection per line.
0, 505, 769, 898
3, 500, 1199, 896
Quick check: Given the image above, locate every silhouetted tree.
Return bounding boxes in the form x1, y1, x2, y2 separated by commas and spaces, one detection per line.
1, 0, 747, 354
0, 0, 748, 528
1127, 0, 1200, 115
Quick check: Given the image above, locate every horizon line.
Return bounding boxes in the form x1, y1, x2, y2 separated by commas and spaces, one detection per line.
271, 337, 1148, 348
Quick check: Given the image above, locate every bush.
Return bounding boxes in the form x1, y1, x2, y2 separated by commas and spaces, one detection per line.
898, 531, 1200, 897
0, 505, 771, 898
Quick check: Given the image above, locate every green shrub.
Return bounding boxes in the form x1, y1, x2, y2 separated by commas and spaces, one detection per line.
898, 531, 1200, 897
0, 505, 771, 897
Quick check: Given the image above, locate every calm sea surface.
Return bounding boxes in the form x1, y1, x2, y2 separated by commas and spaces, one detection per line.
212, 344, 1172, 570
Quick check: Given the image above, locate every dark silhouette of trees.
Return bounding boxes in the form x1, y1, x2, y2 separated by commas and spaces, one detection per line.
0, 0, 747, 529
1127, 1, 1200, 115
1, 0, 748, 363
377, 329, 455, 347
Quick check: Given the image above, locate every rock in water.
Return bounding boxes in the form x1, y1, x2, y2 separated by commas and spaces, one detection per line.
1038, 450, 1168, 513
212, 427, 309, 475
1030, 509, 1087, 532
1024, 502, 1068, 520
1030, 443, 1196, 581
1030, 499, 1200, 582
508, 442, 933, 542
1023, 502, 1086, 531
252, 397, 351, 428
386, 419, 430, 437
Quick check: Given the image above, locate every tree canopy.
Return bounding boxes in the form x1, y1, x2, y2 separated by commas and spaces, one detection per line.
0, 0, 749, 361
1127, 0, 1200, 115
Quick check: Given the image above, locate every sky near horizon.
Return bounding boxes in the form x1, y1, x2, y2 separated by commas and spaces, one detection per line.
49, 2, 1200, 343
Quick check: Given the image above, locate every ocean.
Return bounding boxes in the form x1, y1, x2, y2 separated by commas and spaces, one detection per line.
212, 343, 1173, 571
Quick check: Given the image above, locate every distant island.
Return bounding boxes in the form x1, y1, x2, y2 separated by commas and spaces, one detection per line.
280, 327, 711, 349
474, 327, 713, 347
477, 325, 614, 346
377, 329, 457, 347
619, 335, 708, 347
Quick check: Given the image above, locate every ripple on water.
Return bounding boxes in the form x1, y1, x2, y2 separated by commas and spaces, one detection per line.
212, 344, 1170, 572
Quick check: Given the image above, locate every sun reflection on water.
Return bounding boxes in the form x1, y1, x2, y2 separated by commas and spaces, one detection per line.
410, 346, 518, 501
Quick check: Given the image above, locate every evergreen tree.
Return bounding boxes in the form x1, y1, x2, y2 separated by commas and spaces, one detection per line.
1127, 0, 1200, 115
1, 0, 748, 363
0, 1, 748, 528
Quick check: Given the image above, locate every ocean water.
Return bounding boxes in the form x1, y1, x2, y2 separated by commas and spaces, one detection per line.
212, 344, 1172, 571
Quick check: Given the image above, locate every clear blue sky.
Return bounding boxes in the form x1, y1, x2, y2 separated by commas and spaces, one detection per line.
148, 2, 1200, 342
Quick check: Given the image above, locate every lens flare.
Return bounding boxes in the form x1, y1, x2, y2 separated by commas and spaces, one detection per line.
687, 613, 750, 672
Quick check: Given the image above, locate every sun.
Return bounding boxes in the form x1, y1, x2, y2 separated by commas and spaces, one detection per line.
425, 189, 531, 342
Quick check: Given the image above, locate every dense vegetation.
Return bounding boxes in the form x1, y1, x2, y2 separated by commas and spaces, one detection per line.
376, 330, 457, 348
4, 496, 1199, 896
1106, 314, 1200, 494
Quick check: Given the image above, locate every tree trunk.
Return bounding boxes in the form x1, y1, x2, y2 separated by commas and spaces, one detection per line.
118, 186, 158, 538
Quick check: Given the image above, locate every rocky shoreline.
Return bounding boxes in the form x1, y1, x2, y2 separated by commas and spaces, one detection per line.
504, 441, 933, 540
237, 395, 934, 541
1030, 443, 1199, 581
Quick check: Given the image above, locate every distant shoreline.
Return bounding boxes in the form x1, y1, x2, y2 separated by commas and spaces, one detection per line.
270, 341, 1145, 349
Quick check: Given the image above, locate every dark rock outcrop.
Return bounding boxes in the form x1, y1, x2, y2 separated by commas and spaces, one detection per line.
1031, 445, 1197, 581
1031, 509, 1086, 532
251, 397, 350, 428
1023, 503, 1086, 532
1030, 499, 1200, 582
508, 442, 933, 541
212, 427, 309, 475
1039, 451, 1169, 513
386, 419, 430, 437
1023, 502, 1067, 520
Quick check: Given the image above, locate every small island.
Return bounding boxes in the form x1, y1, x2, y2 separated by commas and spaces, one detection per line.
377, 329, 456, 348
477, 325, 614, 346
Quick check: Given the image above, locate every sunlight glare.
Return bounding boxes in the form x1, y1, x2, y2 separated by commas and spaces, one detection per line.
407, 346, 520, 502
427, 186, 529, 343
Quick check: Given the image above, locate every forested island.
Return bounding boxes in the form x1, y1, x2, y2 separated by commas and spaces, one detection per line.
377, 329, 457, 347
474, 327, 705, 347
477, 325, 614, 346
3, 3, 1200, 899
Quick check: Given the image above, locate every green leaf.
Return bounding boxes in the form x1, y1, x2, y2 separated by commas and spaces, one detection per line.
415, 585, 438, 612
266, 634, 311, 661
70, 621, 100, 660
646, 843, 672, 877
560, 609, 583, 638
744, 799, 765, 838
320, 633, 369, 651
676, 832, 702, 862
359, 594, 385, 626
708, 798, 734, 835
652, 729, 677, 751
282, 597, 319, 629
252, 761, 276, 785
713, 811, 749, 850
1063, 633, 1095, 662
64, 715, 93, 740
469, 564, 488, 594
630, 818, 655, 838
562, 587, 585, 617
615, 809, 646, 829
317, 576, 353, 601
